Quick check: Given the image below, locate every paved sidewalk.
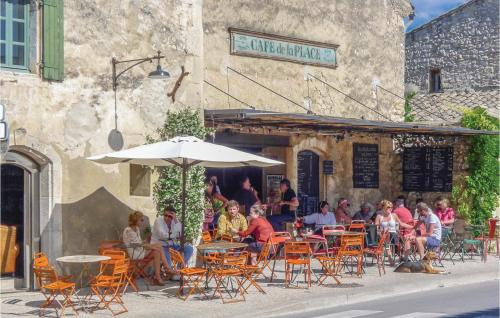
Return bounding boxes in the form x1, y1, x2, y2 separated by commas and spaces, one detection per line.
1, 258, 498, 318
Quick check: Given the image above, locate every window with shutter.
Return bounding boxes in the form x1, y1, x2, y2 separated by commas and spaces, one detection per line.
0, 0, 30, 70
42, 0, 63, 81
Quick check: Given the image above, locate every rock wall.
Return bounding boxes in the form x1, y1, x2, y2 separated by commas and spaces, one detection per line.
405, 0, 500, 92
203, 0, 412, 121
0, 0, 204, 259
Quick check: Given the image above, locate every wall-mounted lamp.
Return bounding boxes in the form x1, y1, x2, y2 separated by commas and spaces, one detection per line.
111, 50, 170, 91
109, 51, 170, 150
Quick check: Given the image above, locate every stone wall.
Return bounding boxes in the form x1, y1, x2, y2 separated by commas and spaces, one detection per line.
261, 132, 469, 216
0, 0, 204, 259
203, 0, 412, 121
405, 0, 500, 92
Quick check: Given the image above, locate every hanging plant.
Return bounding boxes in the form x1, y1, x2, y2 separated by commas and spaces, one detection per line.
147, 108, 215, 242
452, 107, 499, 225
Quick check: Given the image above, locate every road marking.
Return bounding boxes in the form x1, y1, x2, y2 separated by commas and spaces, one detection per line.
389, 313, 446, 318
313, 310, 383, 318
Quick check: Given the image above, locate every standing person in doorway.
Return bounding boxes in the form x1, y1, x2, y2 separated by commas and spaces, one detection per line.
268, 179, 299, 231
210, 175, 221, 194
233, 176, 261, 216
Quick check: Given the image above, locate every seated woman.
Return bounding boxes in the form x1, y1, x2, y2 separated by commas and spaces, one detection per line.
374, 200, 414, 265
301, 201, 336, 235
123, 211, 170, 286
335, 198, 352, 224
238, 205, 274, 264
434, 197, 455, 238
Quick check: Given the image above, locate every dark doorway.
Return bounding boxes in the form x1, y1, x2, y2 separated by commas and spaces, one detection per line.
1, 164, 25, 278
205, 147, 263, 201
297, 150, 320, 216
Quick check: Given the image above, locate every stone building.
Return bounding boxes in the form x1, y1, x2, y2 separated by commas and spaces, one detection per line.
405, 0, 500, 122
0, 0, 493, 291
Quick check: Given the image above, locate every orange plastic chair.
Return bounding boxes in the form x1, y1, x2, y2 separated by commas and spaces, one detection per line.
201, 231, 212, 243
169, 248, 208, 301
364, 230, 389, 276
241, 243, 271, 294
284, 242, 312, 288
211, 251, 247, 303
90, 259, 129, 316
268, 232, 292, 282
34, 267, 78, 317
475, 218, 500, 261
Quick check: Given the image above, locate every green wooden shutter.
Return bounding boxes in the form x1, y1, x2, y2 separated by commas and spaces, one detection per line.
42, 0, 63, 81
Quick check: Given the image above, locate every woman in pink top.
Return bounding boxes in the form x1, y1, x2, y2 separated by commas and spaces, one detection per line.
434, 198, 455, 226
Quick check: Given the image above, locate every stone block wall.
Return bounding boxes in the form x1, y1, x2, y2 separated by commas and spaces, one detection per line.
405, 0, 500, 92
203, 0, 412, 121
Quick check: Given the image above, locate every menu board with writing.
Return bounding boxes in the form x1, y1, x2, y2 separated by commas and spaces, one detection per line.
353, 143, 379, 188
403, 147, 453, 192
297, 150, 319, 216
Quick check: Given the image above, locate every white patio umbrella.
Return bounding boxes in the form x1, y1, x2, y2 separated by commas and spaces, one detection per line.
88, 136, 283, 248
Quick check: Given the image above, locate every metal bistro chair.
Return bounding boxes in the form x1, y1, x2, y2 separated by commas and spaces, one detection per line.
284, 241, 312, 288
211, 251, 248, 304
169, 248, 208, 301
34, 266, 78, 317
268, 232, 292, 282
364, 230, 389, 277
475, 218, 500, 261
338, 234, 364, 277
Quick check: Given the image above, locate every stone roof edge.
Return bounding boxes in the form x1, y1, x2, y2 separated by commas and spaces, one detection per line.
406, 0, 479, 35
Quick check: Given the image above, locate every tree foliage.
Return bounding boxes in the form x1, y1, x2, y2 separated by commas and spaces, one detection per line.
148, 108, 214, 242
452, 107, 499, 225
404, 92, 416, 122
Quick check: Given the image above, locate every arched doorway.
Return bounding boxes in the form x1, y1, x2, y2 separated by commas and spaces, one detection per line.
297, 150, 319, 216
1, 150, 42, 290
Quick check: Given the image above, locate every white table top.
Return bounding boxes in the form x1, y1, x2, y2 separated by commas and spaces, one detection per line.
56, 255, 110, 263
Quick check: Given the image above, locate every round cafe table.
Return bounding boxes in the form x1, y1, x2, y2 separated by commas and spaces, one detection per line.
57, 255, 110, 312
197, 241, 248, 253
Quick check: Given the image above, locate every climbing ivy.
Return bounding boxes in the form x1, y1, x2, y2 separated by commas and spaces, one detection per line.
451, 107, 499, 225
147, 108, 215, 242
404, 92, 416, 122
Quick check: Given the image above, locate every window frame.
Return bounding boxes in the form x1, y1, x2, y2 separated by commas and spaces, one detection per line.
0, 0, 30, 70
429, 68, 442, 93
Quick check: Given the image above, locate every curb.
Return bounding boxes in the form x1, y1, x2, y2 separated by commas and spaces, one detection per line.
255, 267, 498, 318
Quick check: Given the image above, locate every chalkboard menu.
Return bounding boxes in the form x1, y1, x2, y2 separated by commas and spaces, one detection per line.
323, 160, 334, 175
353, 143, 379, 188
297, 151, 319, 216
403, 147, 453, 192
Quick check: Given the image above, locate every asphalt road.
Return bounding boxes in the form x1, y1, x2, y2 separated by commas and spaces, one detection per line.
279, 280, 499, 318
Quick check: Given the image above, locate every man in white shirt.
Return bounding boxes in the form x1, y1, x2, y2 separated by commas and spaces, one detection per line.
151, 207, 194, 270
300, 201, 336, 233
414, 202, 442, 259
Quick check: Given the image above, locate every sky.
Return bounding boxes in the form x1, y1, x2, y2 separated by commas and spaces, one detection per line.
406, 0, 468, 31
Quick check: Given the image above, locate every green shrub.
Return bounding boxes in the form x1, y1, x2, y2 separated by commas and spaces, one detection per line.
452, 107, 499, 225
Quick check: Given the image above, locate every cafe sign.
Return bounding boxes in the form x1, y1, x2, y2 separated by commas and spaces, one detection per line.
229, 28, 338, 68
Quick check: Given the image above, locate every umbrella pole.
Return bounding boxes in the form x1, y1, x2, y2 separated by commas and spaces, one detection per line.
181, 158, 187, 252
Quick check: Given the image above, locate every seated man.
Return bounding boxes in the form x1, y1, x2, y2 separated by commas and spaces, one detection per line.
217, 200, 248, 239
352, 202, 375, 223
300, 201, 336, 234
151, 207, 194, 274
414, 202, 442, 259
268, 179, 299, 231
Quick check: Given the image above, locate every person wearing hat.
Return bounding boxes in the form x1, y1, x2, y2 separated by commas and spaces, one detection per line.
353, 202, 375, 223
335, 198, 352, 224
